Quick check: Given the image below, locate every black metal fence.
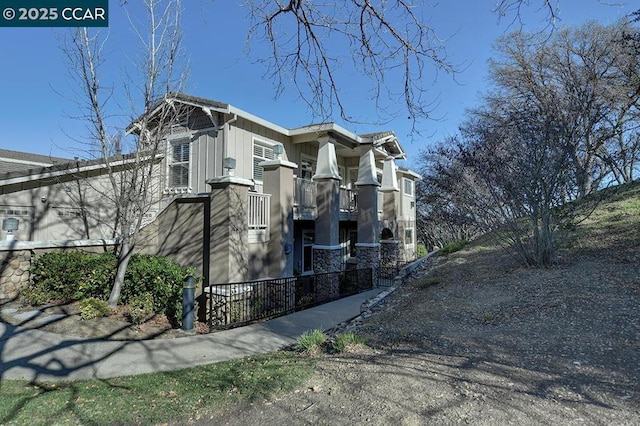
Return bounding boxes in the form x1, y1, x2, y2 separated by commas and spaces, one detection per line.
207, 268, 374, 330
377, 261, 410, 287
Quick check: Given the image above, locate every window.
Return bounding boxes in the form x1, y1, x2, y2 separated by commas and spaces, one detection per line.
347, 167, 359, 188
405, 228, 414, 245
253, 141, 275, 182
168, 139, 190, 188
404, 178, 414, 196
0, 209, 29, 216
300, 155, 317, 180
338, 165, 346, 186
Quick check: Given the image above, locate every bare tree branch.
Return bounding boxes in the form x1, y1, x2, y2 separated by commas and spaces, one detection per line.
62, 0, 188, 307
244, 0, 454, 131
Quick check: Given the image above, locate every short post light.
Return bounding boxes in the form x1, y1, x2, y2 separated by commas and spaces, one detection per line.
182, 275, 197, 334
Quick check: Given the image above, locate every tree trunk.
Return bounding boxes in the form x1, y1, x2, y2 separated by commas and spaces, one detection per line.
108, 238, 133, 308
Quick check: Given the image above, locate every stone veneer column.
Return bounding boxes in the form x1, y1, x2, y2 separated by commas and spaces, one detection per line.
261, 157, 297, 278
379, 155, 400, 267
313, 135, 342, 300
355, 142, 381, 272
206, 176, 253, 284
380, 239, 400, 268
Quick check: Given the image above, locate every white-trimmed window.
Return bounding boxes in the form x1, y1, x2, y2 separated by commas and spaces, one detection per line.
404, 178, 414, 196
253, 140, 275, 182
405, 228, 414, 245
168, 138, 190, 188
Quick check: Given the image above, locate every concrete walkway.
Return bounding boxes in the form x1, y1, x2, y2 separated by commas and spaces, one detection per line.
0, 289, 383, 383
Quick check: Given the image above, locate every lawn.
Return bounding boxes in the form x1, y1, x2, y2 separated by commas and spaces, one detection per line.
0, 351, 314, 425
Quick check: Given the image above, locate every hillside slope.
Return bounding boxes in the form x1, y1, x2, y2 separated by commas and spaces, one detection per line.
211, 181, 640, 425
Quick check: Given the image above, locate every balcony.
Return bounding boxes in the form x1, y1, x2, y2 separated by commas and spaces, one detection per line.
339, 187, 357, 220
294, 178, 361, 220
248, 192, 270, 243
294, 177, 317, 220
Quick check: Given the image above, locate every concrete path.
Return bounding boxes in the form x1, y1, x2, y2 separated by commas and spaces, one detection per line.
0, 289, 382, 383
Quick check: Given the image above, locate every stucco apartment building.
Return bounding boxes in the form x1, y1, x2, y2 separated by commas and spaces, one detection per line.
0, 93, 420, 291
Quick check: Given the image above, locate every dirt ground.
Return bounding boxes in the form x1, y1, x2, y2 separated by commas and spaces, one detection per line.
201, 240, 639, 425
2, 205, 639, 424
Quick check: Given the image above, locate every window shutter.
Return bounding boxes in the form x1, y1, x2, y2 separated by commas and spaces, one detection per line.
253, 142, 275, 182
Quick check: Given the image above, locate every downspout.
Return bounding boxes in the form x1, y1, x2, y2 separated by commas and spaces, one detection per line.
201, 107, 235, 177
222, 114, 238, 176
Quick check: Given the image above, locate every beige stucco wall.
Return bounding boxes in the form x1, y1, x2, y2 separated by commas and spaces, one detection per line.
1, 161, 163, 243
156, 199, 206, 276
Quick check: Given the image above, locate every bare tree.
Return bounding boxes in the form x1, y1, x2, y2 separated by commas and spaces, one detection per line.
91, 0, 613, 138
416, 140, 483, 251
417, 19, 640, 266
63, 0, 188, 307
417, 102, 576, 267
240, 0, 610, 131
489, 20, 640, 197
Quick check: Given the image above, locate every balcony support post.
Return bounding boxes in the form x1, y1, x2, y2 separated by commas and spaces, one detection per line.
262, 158, 298, 278
312, 135, 342, 299
355, 142, 381, 272
206, 176, 253, 283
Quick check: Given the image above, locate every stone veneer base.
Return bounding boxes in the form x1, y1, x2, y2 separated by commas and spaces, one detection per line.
313, 247, 342, 300
356, 244, 380, 271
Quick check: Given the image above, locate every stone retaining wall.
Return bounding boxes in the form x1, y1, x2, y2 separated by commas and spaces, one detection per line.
0, 250, 32, 300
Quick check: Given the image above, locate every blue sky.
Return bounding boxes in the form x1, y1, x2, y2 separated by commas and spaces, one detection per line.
0, 0, 634, 168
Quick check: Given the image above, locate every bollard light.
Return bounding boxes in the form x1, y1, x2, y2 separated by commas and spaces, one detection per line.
182, 275, 197, 334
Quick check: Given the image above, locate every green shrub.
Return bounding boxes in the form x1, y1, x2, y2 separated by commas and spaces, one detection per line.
296, 329, 327, 353
25, 250, 116, 304
128, 292, 155, 325
79, 297, 111, 320
20, 285, 51, 306
416, 244, 428, 258
439, 239, 468, 256
25, 250, 196, 326
332, 332, 366, 353
75, 253, 117, 300
122, 254, 197, 325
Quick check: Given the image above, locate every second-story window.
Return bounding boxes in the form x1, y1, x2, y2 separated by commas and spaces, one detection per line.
404, 178, 414, 196
300, 155, 317, 180
253, 141, 275, 182
168, 138, 190, 188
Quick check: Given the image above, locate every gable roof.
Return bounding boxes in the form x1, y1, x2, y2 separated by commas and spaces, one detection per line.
142, 93, 407, 157
0, 149, 70, 174
0, 150, 160, 192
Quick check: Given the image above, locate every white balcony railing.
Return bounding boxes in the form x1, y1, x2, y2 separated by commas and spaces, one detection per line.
339, 188, 357, 213
294, 178, 317, 210
248, 192, 270, 229
294, 178, 360, 215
